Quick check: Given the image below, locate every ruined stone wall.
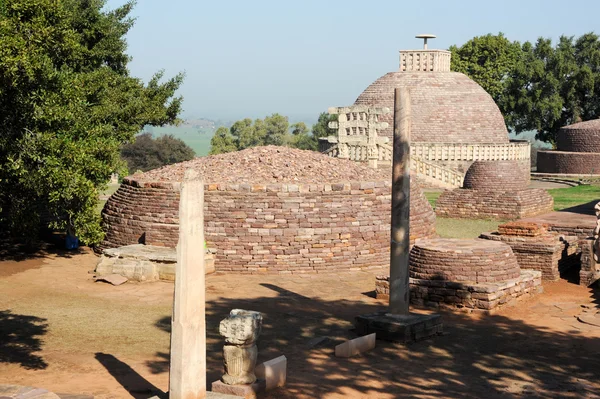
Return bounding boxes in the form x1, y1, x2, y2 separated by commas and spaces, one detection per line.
435, 189, 554, 220
537, 151, 600, 174
101, 178, 437, 274
479, 232, 579, 281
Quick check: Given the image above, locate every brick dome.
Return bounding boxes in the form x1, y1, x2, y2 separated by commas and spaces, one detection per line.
463, 160, 530, 191
410, 238, 521, 283
556, 119, 600, 153
101, 146, 437, 274
355, 72, 509, 143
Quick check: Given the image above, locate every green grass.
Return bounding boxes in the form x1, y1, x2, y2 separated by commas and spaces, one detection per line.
435, 218, 502, 239
547, 184, 600, 211
424, 191, 442, 208
96, 183, 120, 214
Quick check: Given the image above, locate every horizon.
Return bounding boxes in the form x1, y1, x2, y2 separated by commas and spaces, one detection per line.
106, 0, 600, 122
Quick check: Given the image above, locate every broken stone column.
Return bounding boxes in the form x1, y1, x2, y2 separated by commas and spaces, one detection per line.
219, 309, 263, 385
168, 169, 207, 399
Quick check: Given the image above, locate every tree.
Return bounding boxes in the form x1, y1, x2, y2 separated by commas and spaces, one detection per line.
121, 133, 195, 172
502, 33, 600, 144
452, 32, 600, 145
290, 122, 315, 150
450, 33, 523, 105
311, 112, 337, 141
209, 127, 237, 155
0, 0, 183, 244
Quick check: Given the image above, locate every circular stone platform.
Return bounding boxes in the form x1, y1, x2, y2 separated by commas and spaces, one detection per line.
101, 146, 437, 274
409, 238, 520, 283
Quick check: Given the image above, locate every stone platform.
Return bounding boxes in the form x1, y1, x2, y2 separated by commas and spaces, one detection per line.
95, 244, 215, 282
376, 270, 542, 313
355, 312, 443, 342
376, 238, 543, 313
480, 222, 579, 281
0, 385, 93, 399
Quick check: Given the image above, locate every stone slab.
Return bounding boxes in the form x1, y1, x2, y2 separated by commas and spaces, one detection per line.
255, 356, 287, 391
96, 244, 215, 282
0, 385, 60, 399
335, 333, 376, 358
355, 311, 442, 343
211, 380, 265, 399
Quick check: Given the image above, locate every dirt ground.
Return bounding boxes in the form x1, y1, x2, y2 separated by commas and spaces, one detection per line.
1, 246, 599, 399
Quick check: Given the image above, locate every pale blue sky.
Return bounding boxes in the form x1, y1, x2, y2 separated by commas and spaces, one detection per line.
106, 0, 600, 123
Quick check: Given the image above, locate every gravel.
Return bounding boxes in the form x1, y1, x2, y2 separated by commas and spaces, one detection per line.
137, 146, 388, 184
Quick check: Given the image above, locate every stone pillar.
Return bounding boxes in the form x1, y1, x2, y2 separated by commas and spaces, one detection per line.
389, 87, 411, 315
169, 169, 206, 399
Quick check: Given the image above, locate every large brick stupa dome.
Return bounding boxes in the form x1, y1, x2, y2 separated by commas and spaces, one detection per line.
355, 71, 509, 143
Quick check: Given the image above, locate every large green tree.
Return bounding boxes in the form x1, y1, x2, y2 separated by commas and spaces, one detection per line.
450, 33, 523, 105
0, 0, 183, 243
452, 32, 600, 145
502, 33, 600, 144
121, 133, 195, 173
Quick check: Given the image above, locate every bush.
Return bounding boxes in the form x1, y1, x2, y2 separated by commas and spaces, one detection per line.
121, 133, 195, 172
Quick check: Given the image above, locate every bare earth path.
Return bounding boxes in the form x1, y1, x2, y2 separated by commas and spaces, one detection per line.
1, 249, 599, 398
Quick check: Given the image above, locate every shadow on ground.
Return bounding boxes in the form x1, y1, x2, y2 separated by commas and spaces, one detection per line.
141, 282, 600, 398
558, 200, 599, 216
0, 310, 48, 370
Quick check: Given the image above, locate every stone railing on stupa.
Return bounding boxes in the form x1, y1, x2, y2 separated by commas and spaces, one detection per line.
319, 106, 531, 188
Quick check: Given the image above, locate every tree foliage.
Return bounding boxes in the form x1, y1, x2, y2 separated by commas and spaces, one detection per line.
452, 32, 600, 145
0, 0, 183, 243
209, 114, 318, 154
502, 33, 600, 144
450, 33, 522, 105
121, 133, 195, 173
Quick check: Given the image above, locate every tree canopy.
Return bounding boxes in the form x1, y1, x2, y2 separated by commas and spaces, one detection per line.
451, 32, 600, 145
0, 0, 183, 243
209, 114, 319, 154
121, 133, 195, 173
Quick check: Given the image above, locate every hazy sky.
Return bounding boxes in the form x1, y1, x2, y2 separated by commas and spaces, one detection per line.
106, 0, 600, 123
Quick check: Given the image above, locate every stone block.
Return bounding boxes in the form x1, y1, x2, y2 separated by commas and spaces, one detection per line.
254, 355, 287, 391
334, 333, 376, 358
211, 380, 265, 399
355, 312, 442, 343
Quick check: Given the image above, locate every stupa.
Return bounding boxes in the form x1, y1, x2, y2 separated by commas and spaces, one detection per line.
320, 35, 530, 188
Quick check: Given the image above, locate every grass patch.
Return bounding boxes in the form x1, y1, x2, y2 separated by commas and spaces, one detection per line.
424, 191, 442, 208
547, 184, 600, 211
436, 218, 503, 239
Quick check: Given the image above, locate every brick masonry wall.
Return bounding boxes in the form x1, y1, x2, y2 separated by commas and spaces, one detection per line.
101, 178, 437, 274
556, 125, 600, 153
537, 150, 600, 174
479, 232, 579, 281
409, 238, 521, 283
354, 72, 509, 143
435, 188, 554, 220
462, 160, 530, 190
376, 270, 542, 313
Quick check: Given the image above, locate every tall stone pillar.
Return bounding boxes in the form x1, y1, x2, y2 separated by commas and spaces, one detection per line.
389, 87, 411, 315
169, 169, 207, 399
354, 89, 442, 343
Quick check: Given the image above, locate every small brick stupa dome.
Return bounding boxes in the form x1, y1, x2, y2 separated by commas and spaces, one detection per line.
462, 160, 530, 191
537, 118, 600, 174
354, 38, 509, 144
101, 146, 437, 274
556, 119, 600, 153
